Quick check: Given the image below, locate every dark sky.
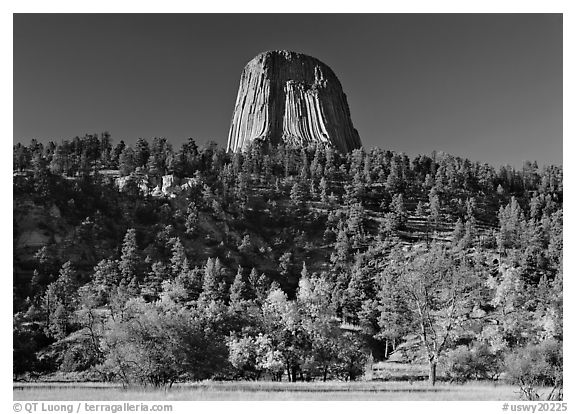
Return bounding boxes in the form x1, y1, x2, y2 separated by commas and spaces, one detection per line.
13, 13, 562, 167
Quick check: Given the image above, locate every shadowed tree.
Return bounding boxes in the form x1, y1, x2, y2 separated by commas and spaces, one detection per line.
42, 261, 79, 339
133, 138, 150, 168
118, 147, 136, 177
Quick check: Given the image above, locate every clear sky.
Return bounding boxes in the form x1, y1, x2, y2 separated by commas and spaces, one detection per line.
13, 13, 562, 168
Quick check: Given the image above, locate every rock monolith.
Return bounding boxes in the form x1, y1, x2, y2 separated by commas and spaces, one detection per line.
227, 50, 362, 153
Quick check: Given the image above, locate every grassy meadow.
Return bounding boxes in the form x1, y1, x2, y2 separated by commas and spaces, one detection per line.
13, 380, 526, 401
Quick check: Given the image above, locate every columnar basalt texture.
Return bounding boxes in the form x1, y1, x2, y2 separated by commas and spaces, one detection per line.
227, 50, 362, 153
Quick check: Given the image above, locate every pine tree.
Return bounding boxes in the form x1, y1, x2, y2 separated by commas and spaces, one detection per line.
300, 262, 309, 281
290, 181, 306, 207
278, 252, 293, 279
142, 261, 169, 301
342, 183, 357, 206
452, 218, 465, 243
324, 147, 335, 178
48, 303, 69, 340
310, 146, 324, 179
363, 153, 372, 184
319, 177, 328, 203
55, 261, 77, 309
248, 268, 269, 304
429, 188, 441, 227
347, 202, 365, 237
111, 140, 126, 167
230, 266, 255, 306
42, 261, 78, 339
118, 147, 136, 176
463, 218, 476, 246
49, 145, 70, 175
238, 235, 252, 254
351, 171, 365, 200
299, 148, 309, 179
119, 229, 139, 282
13, 142, 31, 171
529, 195, 544, 220
169, 237, 188, 277
465, 197, 477, 221
498, 197, 525, 251
385, 157, 403, 193
331, 228, 350, 264
435, 164, 447, 190
309, 179, 317, 199
415, 201, 425, 217
382, 212, 400, 235
147, 153, 162, 178
350, 148, 364, 176
170, 267, 204, 303
424, 173, 434, 189
134, 138, 150, 168
185, 202, 199, 235
200, 258, 227, 303
91, 259, 121, 302
390, 193, 407, 228
235, 171, 249, 205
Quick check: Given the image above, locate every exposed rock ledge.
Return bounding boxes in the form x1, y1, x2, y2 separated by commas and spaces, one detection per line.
115, 174, 197, 198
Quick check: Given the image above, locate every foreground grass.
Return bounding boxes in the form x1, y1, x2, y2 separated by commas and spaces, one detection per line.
14, 380, 525, 401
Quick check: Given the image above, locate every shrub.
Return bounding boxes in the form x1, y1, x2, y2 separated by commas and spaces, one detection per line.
504, 340, 562, 400
445, 342, 502, 382
227, 334, 259, 379
332, 332, 367, 381
100, 299, 228, 387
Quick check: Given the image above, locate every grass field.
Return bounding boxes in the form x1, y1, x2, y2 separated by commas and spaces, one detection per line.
13, 381, 528, 401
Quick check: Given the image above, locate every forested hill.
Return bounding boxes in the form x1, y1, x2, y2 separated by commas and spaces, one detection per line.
13, 134, 562, 389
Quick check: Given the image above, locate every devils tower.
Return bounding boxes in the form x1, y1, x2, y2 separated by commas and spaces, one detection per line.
227, 50, 362, 153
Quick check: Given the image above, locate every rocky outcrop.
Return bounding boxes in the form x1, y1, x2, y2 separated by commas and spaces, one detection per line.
115, 174, 150, 195
116, 174, 198, 198
14, 201, 67, 251
227, 50, 362, 153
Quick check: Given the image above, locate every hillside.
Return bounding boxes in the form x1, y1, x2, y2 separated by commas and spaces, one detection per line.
13, 135, 562, 393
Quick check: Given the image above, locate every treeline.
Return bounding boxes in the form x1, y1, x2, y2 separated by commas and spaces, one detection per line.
13, 134, 562, 398
13, 132, 562, 196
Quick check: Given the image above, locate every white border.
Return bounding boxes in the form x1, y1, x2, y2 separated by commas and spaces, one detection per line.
4, 3, 573, 413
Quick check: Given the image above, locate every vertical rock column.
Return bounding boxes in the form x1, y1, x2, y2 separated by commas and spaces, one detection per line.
227, 50, 362, 153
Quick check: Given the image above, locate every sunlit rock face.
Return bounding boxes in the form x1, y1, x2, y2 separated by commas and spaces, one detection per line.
227, 50, 362, 153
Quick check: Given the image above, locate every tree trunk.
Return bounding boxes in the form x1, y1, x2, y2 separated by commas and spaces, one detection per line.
384, 339, 389, 359
429, 360, 437, 386
323, 366, 328, 382
289, 365, 294, 382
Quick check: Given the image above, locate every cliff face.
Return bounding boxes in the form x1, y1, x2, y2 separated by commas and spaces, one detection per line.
227, 50, 362, 153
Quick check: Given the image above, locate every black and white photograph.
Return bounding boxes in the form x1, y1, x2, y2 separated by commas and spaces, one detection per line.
11, 10, 565, 405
